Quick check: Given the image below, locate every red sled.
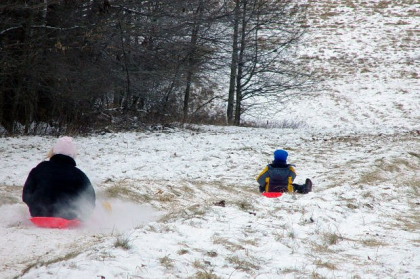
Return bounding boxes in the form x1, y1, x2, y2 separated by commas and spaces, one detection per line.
262, 192, 283, 198
30, 217, 81, 229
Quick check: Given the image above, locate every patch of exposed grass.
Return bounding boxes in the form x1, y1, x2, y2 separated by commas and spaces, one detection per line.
20, 251, 82, 277
379, 162, 401, 173
159, 255, 174, 269
160, 204, 209, 223
104, 182, 150, 202
287, 228, 296, 239
319, 12, 340, 20
192, 259, 204, 269
206, 250, 218, 257
174, 184, 195, 197
177, 249, 189, 255
310, 241, 335, 255
375, 0, 391, 9
392, 158, 412, 169
273, 230, 286, 242
242, 119, 307, 129
156, 193, 176, 202
340, 197, 359, 210
0, 185, 22, 206
402, 178, 420, 196
280, 266, 300, 274
394, 214, 420, 232
314, 259, 336, 270
311, 271, 328, 279
344, 0, 356, 9
226, 255, 260, 272
240, 238, 259, 247
190, 269, 221, 279
232, 200, 254, 211
212, 236, 243, 252
0, 195, 20, 206
322, 181, 347, 190
322, 231, 343, 245
361, 191, 374, 199
358, 169, 384, 185
412, 238, 420, 246
114, 234, 132, 250
361, 238, 386, 247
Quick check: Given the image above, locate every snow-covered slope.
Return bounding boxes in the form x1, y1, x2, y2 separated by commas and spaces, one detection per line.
273, 0, 420, 133
0, 1, 419, 279
1, 127, 419, 279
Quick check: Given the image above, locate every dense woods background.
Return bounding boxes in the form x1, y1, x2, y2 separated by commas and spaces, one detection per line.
0, 0, 309, 135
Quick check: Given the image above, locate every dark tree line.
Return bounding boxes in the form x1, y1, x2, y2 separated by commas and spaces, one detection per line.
0, 0, 309, 135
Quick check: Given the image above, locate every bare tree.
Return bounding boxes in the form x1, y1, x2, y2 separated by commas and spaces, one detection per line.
1, 0, 309, 134
226, 0, 310, 125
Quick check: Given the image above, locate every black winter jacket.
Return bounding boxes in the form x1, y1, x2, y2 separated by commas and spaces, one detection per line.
22, 154, 96, 220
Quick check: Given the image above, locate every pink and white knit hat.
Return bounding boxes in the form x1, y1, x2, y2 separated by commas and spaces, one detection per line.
53, 136, 77, 158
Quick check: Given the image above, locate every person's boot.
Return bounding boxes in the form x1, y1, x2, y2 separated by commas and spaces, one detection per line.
304, 178, 313, 193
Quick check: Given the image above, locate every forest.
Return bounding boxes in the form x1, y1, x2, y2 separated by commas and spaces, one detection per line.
0, 0, 310, 135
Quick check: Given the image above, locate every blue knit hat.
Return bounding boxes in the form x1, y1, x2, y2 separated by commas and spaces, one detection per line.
274, 149, 288, 162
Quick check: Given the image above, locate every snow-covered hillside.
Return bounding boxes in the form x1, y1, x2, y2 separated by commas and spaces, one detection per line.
271, 0, 419, 133
1, 127, 419, 279
0, 1, 419, 279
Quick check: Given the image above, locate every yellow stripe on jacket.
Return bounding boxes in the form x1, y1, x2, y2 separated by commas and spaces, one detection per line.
288, 166, 296, 192
287, 176, 293, 192
256, 166, 269, 192
256, 166, 268, 181
265, 177, 269, 192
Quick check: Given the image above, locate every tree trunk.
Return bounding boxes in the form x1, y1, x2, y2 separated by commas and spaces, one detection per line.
227, 0, 240, 125
234, 0, 247, 126
183, 70, 193, 122
118, 17, 131, 111
183, 1, 203, 123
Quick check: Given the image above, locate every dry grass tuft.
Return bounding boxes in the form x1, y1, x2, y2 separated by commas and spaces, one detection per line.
0, 185, 22, 206
156, 193, 176, 202
159, 255, 174, 269
0, 195, 19, 206
311, 271, 328, 279
114, 234, 132, 250
190, 269, 221, 279
20, 251, 82, 277
310, 241, 334, 254
159, 203, 209, 223
322, 231, 343, 245
104, 182, 149, 202
212, 236, 244, 252
314, 259, 336, 270
361, 238, 386, 247
226, 255, 260, 272
177, 249, 189, 255
232, 200, 255, 211
402, 177, 420, 196
206, 250, 218, 257
358, 169, 384, 185
394, 214, 420, 233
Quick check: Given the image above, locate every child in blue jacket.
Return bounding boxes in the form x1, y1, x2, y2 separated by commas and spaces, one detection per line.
257, 149, 312, 194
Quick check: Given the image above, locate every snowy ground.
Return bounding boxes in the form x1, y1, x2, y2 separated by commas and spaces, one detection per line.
1, 0, 420, 278
1, 127, 419, 279
255, 0, 419, 134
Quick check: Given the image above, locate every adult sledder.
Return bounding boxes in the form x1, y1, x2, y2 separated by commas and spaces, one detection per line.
22, 137, 96, 228
257, 149, 312, 198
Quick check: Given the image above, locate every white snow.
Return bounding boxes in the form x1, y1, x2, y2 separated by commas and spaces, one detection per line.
1, 0, 419, 278
1, 127, 419, 279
